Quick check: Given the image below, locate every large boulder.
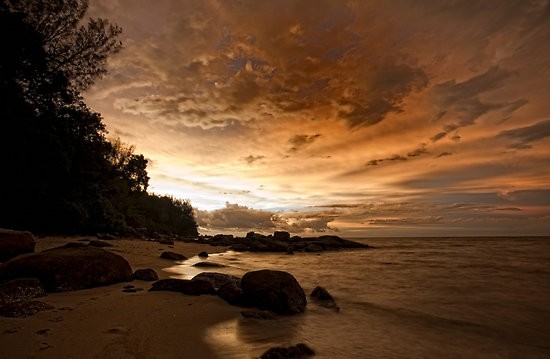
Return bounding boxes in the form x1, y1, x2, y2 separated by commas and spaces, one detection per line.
0, 229, 35, 262
149, 279, 215, 295
240, 270, 307, 315
0, 245, 133, 292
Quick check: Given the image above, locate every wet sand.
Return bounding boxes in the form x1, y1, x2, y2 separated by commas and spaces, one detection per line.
0, 236, 241, 358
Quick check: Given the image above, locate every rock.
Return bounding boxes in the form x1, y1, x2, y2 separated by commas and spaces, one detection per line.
310, 286, 339, 311
260, 343, 315, 358
149, 279, 215, 295
246, 232, 267, 240
0, 278, 46, 306
192, 272, 240, 290
0, 229, 35, 262
241, 310, 277, 320
0, 300, 54, 318
160, 251, 187, 261
97, 233, 116, 240
273, 231, 291, 241
192, 261, 226, 268
158, 237, 174, 245
217, 281, 244, 306
198, 251, 209, 258
310, 286, 333, 301
88, 240, 113, 248
0, 245, 133, 292
133, 268, 159, 281
240, 270, 307, 315
304, 244, 323, 253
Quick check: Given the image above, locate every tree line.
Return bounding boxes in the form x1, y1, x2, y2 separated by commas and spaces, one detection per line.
0, 0, 198, 236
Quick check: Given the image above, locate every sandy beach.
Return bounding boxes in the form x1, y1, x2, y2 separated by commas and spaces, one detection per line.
0, 237, 242, 359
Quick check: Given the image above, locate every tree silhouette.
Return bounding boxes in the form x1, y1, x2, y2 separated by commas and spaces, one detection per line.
0, 0, 198, 236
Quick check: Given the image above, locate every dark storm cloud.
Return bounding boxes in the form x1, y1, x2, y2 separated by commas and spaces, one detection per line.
338, 63, 429, 128
92, 0, 433, 130
431, 67, 527, 140
497, 119, 550, 149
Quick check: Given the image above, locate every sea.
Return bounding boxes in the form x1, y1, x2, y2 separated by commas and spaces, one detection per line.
165, 237, 550, 359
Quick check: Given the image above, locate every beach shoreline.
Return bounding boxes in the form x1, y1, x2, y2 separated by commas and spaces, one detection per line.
0, 236, 241, 359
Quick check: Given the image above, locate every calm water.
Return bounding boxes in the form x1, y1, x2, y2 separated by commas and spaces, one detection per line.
165, 237, 550, 358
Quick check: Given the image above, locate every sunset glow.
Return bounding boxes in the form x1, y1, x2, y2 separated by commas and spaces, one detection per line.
85, 0, 550, 236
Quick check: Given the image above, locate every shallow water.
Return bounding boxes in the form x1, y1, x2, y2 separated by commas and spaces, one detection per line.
165, 237, 550, 358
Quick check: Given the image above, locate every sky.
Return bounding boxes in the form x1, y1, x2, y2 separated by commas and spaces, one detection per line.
85, 0, 550, 237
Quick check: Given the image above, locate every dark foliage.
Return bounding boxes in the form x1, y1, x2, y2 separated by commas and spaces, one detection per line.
0, 0, 197, 236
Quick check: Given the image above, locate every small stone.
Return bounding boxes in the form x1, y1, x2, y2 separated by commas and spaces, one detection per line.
192, 261, 226, 268
160, 251, 187, 261
260, 343, 315, 358
133, 268, 159, 281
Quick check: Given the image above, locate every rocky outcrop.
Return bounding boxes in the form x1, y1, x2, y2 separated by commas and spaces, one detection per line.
0, 229, 35, 262
260, 343, 315, 358
0, 244, 133, 292
304, 244, 323, 252
240, 270, 307, 315
160, 251, 187, 261
149, 279, 215, 295
192, 272, 240, 290
133, 268, 159, 281
187, 232, 370, 253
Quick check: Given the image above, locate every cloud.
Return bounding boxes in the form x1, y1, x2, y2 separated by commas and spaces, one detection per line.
497, 119, 550, 149
338, 63, 429, 128
196, 203, 277, 231
196, 202, 336, 234
243, 155, 265, 165
288, 134, 321, 152
84, 0, 550, 237
436, 151, 453, 158
407, 144, 428, 157
430, 66, 527, 140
